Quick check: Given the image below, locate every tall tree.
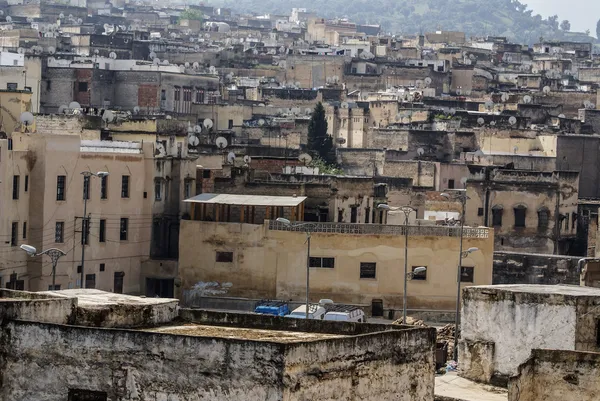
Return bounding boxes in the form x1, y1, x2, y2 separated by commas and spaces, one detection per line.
307, 102, 336, 165
597, 19, 600, 40
560, 20, 571, 32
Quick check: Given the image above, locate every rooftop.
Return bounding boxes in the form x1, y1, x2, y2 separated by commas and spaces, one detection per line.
468, 285, 600, 297
185, 193, 307, 207
40, 289, 178, 308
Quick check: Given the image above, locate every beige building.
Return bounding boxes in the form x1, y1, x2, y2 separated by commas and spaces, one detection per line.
179, 194, 494, 311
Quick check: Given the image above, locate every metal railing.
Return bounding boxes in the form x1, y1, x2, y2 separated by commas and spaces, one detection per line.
267, 220, 489, 239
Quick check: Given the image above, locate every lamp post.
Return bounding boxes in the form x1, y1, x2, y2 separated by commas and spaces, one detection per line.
378, 204, 416, 324
80, 171, 109, 288
441, 190, 478, 362
20, 244, 67, 290
276, 217, 314, 319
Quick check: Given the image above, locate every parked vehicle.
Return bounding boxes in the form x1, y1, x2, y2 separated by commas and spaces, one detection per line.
323, 305, 366, 323
285, 304, 327, 320
254, 300, 290, 317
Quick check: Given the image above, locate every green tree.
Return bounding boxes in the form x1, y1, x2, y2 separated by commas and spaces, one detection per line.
560, 20, 571, 32
179, 9, 203, 23
307, 102, 336, 165
596, 19, 600, 39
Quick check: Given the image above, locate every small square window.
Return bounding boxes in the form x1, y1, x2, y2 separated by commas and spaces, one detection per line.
78, 82, 88, 92
360, 262, 377, 279
460, 266, 474, 283
48, 284, 61, 290
477, 208, 484, 217
216, 251, 233, 262
203, 169, 211, 179
99, 263, 105, 272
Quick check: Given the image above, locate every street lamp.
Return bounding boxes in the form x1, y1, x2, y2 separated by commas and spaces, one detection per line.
276, 217, 314, 319
441, 190, 477, 362
80, 171, 109, 288
20, 244, 67, 290
378, 203, 416, 324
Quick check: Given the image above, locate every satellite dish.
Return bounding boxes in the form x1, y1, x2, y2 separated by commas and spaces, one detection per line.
341, 102, 349, 109
48, 46, 56, 55
77, 18, 82, 25
26, 17, 32, 23
258, 119, 265, 126
215, 136, 228, 149
192, 62, 199, 69
58, 105, 68, 114
490, 121, 497, 126
424, 77, 432, 86
102, 110, 114, 123
243, 155, 251, 163
477, 117, 485, 125
543, 86, 551, 94
69, 101, 81, 110
209, 66, 216, 74
485, 101, 494, 110
501, 93, 509, 102
17, 47, 25, 54
226, 152, 236, 163
558, 114, 566, 118
203, 119, 213, 129
6, 16, 12, 23
19, 112, 34, 129
59, 13, 64, 19
509, 116, 517, 125
153, 58, 160, 65
513, 146, 518, 153
188, 135, 199, 147
193, 125, 202, 133
109, 52, 117, 59
336, 137, 346, 144
298, 153, 312, 165
417, 147, 425, 156
415, 80, 424, 88
523, 95, 532, 104
448, 108, 456, 115
133, 106, 140, 114
162, 60, 169, 65
184, 62, 190, 68
460, 177, 468, 185
149, 51, 156, 59
94, 49, 99, 55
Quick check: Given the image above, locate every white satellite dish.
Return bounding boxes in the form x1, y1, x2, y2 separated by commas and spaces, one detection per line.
153, 58, 160, 65
477, 117, 485, 125
215, 136, 228, 149
47, 46, 55, 55
424, 77, 432, 86
102, 110, 114, 123
77, 18, 82, 25
513, 146, 518, 153
416, 147, 425, 156
19, 112, 34, 130
501, 93, 509, 102
227, 152, 236, 164
109, 52, 117, 59
149, 51, 156, 59
162, 60, 169, 65
69, 101, 81, 110
448, 108, 456, 115
59, 13, 64, 19
58, 105, 68, 114
188, 135, 199, 147
298, 153, 312, 165
184, 62, 190, 68
26, 17, 32, 23
17, 47, 25, 54
485, 101, 494, 110
341, 102, 349, 109
558, 114, 566, 118
94, 49, 99, 55
203, 119, 213, 129
258, 119, 265, 126
543, 86, 551, 94
192, 62, 199, 69
209, 66, 216, 74
193, 125, 202, 133
490, 121, 496, 126
243, 155, 251, 163
6, 16, 12, 23
133, 106, 140, 114
509, 116, 517, 125
523, 95, 532, 104
460, 177, 468, 185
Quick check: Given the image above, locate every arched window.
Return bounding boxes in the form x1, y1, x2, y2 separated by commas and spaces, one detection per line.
538, 207, 550, 230
514, 205, 527, 228
492, 205, 503, 227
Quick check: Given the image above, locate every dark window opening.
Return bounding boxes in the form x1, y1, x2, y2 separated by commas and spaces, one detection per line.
99, 263, 105, 272
100, 175, 108, 199
514, 206, 527, 228
203, 169, 211, 179
412, 266, 427, 280
57, 175, 66, 201
11, 222, 18, 246
24, 175, 28, 192
216, 251, 233, 262
120, 218, 128, 241
538, 209, 549, 229
22, 222, 26, 239
365, 207, 370, 223
146, 277, 173, 298
6, 82, 17, 91
68, 389, 107, 401
114, 272, 124, 294
492, 207, 503, 227
48, 284, 61, 290
83, 175, 90, 200
596, 320, 600, 347
121, 175, 130, 198
85, 274, 96, 289
99, 219, 106, 243
448, 179, 455, 189
12, 175, 19, 199
319, 208, 328, 222
309, 257, 335, 268
477, 208, 484, 217
78, 82, 88, 92
55, 222, 64, 243
155, 180, 162, 201
338, 209, 344, 222
360, 262, 377, 279
461, 266, 474, 283
350, 206, 358, 223
228, 119, 234, 129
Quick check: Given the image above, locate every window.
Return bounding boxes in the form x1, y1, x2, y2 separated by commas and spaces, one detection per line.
478, 208, 484, 217
57, 175, 66, 201
155, 180, 162, 201
492, 206, 503, 227
8, 138, 12, 150
6, 82, 17, 91
114, 272, 125, 294
572, 213, 578, 230
228, 119, 234, 129
22, 222, 26, 239
24, 175, 28, 192
12, 175, 19, 199
460, 266, 474, 283
360, 262, 377, 279
99, 219, 106, 243
184, 180, 192, 199
338, 209, 344, 222
11, 222, 18, 246
309, 257, 335, 268
195, 90, 205, 103
121, 175, 130, 198
83, 175, 90, 200
538, 208, 550, 230
216, 251, 234, 262
365, 207, 370, 223
448, 179, 455, 189
100, 175, 108, 199
85, 274, 96, 289
48, 284, 61, 290
161, 89, 166, 101
55, 222, 64, 243
350, 206, 358, 223
99, 263, 105, 272
78, 82, 88, 92
119, 218, 128, 241
412, 266, 427, 280
174, 87, 181, 101
514, 205, 527, 228
203, 169, 211, 179
82, 217, 89, 245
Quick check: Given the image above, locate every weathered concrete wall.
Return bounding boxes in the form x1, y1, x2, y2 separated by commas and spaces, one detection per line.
492, 252, 581, 285
460, 286, 578, 383
0, 290, 75, 325
509, 349, 600, 401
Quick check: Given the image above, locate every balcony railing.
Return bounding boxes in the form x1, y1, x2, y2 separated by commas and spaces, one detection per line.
267, 220, 489, 239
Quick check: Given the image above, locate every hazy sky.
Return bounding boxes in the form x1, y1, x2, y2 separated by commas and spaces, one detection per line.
525, 0, 600, 36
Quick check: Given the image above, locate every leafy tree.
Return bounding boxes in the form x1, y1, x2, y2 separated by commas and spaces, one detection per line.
597, 19, 600, 39
560, 20, 571, 32
307, 102, 336, 166
179, 9, 203, 23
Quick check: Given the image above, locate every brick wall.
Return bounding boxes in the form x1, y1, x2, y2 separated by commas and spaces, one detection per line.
138, 84, 159, 108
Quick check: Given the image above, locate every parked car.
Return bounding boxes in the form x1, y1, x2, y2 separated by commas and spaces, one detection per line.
254, 300, 290, 317
285, 304, 327, 320
323, 305, 366, 323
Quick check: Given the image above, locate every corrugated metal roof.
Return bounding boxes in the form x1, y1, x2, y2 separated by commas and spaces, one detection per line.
184, 193, 307, 207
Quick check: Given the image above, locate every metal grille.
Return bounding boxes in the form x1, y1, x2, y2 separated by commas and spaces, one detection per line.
268, 220, 489, 239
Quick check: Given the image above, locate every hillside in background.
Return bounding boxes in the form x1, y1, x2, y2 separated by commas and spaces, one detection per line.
209, 0, 597, 44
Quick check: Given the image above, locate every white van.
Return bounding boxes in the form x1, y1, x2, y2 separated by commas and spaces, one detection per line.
285, 304, 327, 320
323, 306, 366, 323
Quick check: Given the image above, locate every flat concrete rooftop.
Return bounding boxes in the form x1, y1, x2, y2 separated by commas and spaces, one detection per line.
468, 284, 600, 297
147, 324, 348, 343
40, 289, 178, 307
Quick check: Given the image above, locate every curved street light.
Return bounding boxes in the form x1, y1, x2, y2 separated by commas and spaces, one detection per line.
20, 244, 67, 290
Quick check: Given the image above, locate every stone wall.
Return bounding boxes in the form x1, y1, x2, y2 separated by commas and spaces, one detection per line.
492, 252, 581, 285
0, 289, 75, 325
509, 349, 600, 401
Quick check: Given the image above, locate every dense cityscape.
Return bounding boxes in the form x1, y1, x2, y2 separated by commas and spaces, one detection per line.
1, 1, 600, 400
